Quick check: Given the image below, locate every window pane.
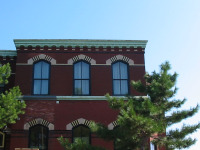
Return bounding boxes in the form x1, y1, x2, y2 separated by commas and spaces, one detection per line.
74, 62, 82, 79
41, 80, 49, 94
74, 61, 90, 95
120, 62, 128, 79
33, 61, 50, 95
82, 80, 89, 95
121, 80, 128, 95
113, 80, 120, 95
81, 126, 90, 137
73, 126, 82, 137
34, 62, 42, 78
42, 62, 50, 79
82, 62, 89, 79
75, 80, 82, 95
113, 62, 129, 95
113, 62, 120, 79
33, 80, 41, 94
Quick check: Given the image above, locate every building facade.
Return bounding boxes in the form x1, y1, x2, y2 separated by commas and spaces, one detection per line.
0, 39, 159, 150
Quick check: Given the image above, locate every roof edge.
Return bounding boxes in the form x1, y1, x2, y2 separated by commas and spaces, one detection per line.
14, 39, 148, 49
0, 50, 17, 57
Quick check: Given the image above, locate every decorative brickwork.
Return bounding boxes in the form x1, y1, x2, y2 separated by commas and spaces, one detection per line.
108, 121, 119, 130
106, 55, 134, 65
66, 118, 92, 130
24, 118, 54, 130
67, 54, 96, 65
27, 54, 56, 64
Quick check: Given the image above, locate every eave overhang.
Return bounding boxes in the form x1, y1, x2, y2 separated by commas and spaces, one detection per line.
14, 39, 148, 49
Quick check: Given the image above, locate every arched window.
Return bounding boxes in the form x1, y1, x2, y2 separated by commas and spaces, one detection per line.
72, 125, 91, 144
112, 61, 129, 95
33, 61, 50, 95
0, 131, 5, 148
29, 125, 48, 150
74, 61, 90, 95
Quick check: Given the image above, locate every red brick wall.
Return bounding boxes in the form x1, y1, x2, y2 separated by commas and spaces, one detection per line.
8, 46, 146, 150
15, 50, 146, 96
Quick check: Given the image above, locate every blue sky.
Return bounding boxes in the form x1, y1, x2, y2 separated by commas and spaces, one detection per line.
1, 0, 200, 149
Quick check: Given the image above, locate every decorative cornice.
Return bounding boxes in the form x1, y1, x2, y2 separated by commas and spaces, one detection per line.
0, 50, 17, 57
14, 39, 148, 49
21, 95, 147, 101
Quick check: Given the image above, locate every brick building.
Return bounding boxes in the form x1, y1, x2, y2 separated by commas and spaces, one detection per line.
0, 39, 158, 150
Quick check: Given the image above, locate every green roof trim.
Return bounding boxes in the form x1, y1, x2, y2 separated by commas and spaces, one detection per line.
14, 39, 148, 49
0, 50, 17, 57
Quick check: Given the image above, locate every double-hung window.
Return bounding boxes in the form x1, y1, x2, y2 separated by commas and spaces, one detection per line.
72, 125, 91, 144
74, 61, 90, 95
29, 125, 48, 150
112, 61, 129, 95
33, 61, 50, 95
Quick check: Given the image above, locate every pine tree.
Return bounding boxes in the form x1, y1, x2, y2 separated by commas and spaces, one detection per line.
133, 61, 200, 150
91, 61, 200, 150
0, 63, 26, 130
91, 94, 161, 150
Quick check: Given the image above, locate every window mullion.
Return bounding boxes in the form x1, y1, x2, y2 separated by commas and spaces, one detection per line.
40, 62, 43, 94
80, 62, 83, 95
119, 62, 122, 94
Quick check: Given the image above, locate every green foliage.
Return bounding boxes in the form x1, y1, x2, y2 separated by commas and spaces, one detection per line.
57, 61, 199, 150
132, 62, 200, 149
92, 95, 161, 150
0, 63, 26, 129
57, 136, 105, 150
0, 63, 11, 85
92, 61, 200, 150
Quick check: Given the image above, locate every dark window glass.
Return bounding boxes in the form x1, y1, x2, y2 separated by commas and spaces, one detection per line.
0, 132, 5, 148
0, 85, 4, 94
112, 62, 129, 95
73, 125, 90, 144
74, 61, 90, 95
33, 61, 50, 95
29, 125, 48, 150
150, 142, 157, 150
